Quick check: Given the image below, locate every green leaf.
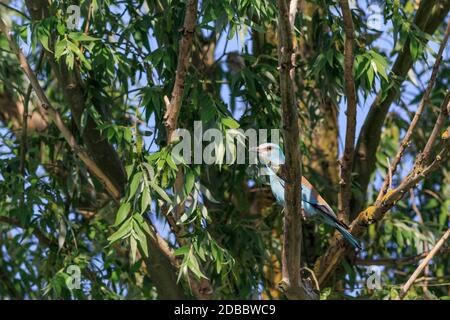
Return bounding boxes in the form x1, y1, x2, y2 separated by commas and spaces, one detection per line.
129, 172, 143, 200
140, 188, 151, 214
367, 66, 375, 87
114, 202, 131, 226
165, 153, 178, 171
133, 220, 149, 258
375, 60, 388, 81
55, 39, 67, 60
174, 245, 190, 256
409, 37, 419, 60
199, 184, 220, 204
56, 22, 66, 35
108, 218, 132, 243
221, 117, 240, 129
68, 32, 99, 42
150, 180, 172, 203
130, 236, 137, 265
36, 25, 51, 52
184, 170, 195, 196
187, 252, 207, 279
142, 162, 155, 180
355, 56, 370, 79
326, 50, 333, 66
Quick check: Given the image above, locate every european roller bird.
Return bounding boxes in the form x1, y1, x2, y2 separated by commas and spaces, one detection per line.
250, 143, 361, 249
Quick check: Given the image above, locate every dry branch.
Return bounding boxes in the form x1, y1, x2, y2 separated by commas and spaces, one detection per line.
163, 0, 198, 223
420, 91, 450, 165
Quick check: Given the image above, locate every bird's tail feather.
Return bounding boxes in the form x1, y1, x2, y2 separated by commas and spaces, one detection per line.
310, 201, 361, 250
334, 222, 361, 250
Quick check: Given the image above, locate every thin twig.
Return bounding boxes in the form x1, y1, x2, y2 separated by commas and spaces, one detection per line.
410, 189, 430, 292
397, 226, 450, 299
387, 157, 393, 190
420, 90, 450, 165
338, 0, 357, 223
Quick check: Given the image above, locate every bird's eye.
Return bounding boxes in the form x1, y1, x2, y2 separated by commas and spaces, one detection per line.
267, 146, 272, 151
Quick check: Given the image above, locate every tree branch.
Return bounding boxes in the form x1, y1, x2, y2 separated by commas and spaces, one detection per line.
162, 0, 197, 224
337, 0, 357, 223
420, 90, 450, 165
277, 0, 316, 300
376, 19, 450, 202
163, 0, 198, 142
397, 226, 450, 299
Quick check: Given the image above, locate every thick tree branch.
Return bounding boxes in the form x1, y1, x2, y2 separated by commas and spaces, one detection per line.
377, 20, 450, 202
277, 0, 316, 300
337, 0, 357, 223
351, 0, 449, 217
397, 226, 450, 299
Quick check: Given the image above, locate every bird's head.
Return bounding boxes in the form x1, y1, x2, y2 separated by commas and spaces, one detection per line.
250, 143, 285, 168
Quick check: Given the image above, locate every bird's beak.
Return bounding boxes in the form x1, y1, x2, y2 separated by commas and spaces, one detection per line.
249, 146, 259, 153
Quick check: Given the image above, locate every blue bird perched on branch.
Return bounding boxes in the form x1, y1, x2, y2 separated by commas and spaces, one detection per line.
250, 143, 361, 250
